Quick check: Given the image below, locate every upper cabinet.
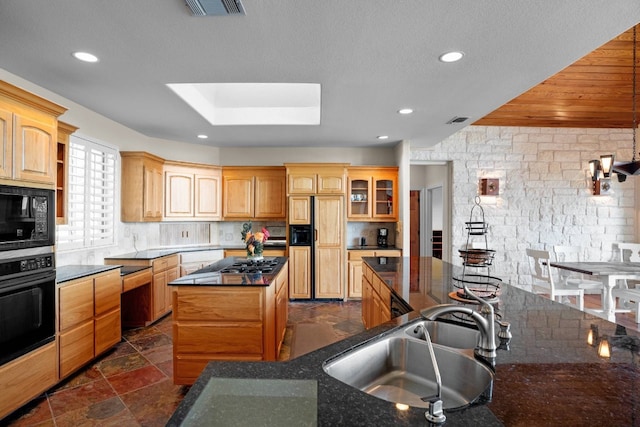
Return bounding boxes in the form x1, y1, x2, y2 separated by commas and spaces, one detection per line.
121, 152, 164, 222
285, 163, 348, 195
56, 121, 78, 225
0, 81, 67, 188
222, 166, 286, 220
347, 166, 398, 221
164, 161, 222, 221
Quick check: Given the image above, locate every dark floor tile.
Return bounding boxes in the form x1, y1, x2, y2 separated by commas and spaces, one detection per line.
100, 340, 138, 361
120, 379, 189, 427
52, 366, 103, 393
48, 379, 117, 418
155, 359, 174, 378
128, 334, 172, 353
122, 326, 163, 342
140, 344, 172, 365
3, 395, 53, 426
52, 396, 133, 427
106, 365, 167, 395
97, 352, 150, 378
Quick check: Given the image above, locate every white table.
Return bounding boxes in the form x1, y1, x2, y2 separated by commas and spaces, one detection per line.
550, 261, 640, 322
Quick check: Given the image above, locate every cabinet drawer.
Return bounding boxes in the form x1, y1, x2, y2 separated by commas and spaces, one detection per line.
372, 274, 385, 295
95, 309, 121, 356
175, 323, 263, 355
94, 270, 121, 315
0, 342, 57, 420
375, 250, 401, 257
348, 250, 375, 260
59, 278, 94, 331
175, 288, 263, 322
123, 268, 152, 292
153, 254, 178, 272
59, 319, 94, 378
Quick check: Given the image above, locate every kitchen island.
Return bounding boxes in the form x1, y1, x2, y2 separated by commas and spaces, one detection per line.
168, 256, 640, 426
169, 257, 289, 385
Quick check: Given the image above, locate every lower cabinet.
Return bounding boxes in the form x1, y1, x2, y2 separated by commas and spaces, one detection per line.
289, 245, 311, 299
58, 268, 121, 379
0, 341, 58, 420
348, 249, 401, 299
172, 261, 289, 385
362, 263, 391, 329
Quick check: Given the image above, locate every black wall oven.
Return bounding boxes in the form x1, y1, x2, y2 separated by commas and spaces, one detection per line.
0, 184, 55, 251
0, 249, 56, 366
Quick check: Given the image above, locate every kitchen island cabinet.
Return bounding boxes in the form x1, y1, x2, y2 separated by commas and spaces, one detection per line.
168, 256, 640, 426
169, 257, 289, 385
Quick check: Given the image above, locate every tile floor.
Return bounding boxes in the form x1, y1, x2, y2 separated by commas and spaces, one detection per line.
4, 300, 365, 426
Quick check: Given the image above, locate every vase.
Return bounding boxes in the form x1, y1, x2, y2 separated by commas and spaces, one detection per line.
247, 253, 264, 261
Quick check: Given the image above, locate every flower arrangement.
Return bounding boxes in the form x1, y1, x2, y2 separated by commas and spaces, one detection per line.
241, 221, 270, 259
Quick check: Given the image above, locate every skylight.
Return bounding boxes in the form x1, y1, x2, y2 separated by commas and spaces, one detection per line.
167, 83, 321, 126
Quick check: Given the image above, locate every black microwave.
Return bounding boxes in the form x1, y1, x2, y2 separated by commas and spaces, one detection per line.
0, 185, 55, 251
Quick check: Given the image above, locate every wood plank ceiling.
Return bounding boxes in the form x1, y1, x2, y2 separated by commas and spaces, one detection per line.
474, 24, 639, 129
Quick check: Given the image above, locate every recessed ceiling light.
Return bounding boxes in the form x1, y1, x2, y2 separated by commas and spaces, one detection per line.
377, 135, 389, 140
439, 51, 464, 63
72, 51, 99, 63
398, 108, 413, 115
197, 134, 208, 139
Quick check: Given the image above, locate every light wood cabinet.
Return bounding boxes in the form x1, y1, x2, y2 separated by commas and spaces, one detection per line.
347, 166, 398, 221
347, 250, 375, 299
58, 269, 122, 379
172, 261, 289, 385
362, 263, 392, 329
315, 195, 345, 299
164, 161, 222, 221
222, 166, 286, 220
121, 152, 164, 222
0, 341, 58, 420
285, 163, 348, 195
0, 81, 66, 188
55, 121, 78, 224
289, 245, 311, 299
288, 196, 311, 224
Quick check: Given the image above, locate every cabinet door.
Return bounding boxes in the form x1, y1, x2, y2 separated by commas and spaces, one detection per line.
59, 319, 94, 378
95, 309, 121, 356
316, 247, 343, 298
195, 173, 221, 219
289, 246, 311, 299
94, 270, 121, 315
153, 271, 168, 319
255, 172, 286, 219
166, 267, 178, 312
287, 173, 316, 194
223, 176, 253, 218
348, 260, 363, 299
143, 163, 163, 220
0, 107, 12, 179
288, 196, 311, 224
347, 177, 371, 219
317, 173, 345, 194
59, 278, 94, 331
373, 175, 397, 220
315, 196, 344, 299
13, 114, 56, 185
165, 171, 194, 218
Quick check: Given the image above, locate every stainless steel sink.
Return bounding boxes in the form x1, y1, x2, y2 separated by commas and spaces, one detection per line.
404, 320, 480, 349
323, 323, 493, 410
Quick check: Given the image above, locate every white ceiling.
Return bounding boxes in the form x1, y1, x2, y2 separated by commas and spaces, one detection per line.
1, 1, 639, 148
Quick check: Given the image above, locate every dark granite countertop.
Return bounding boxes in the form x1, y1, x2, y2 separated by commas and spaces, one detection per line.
168, 257, 640, 426
168, 256, 288, 287
120, 265, 151, 276
56, 264, 121, 284
104, 245, 224, 261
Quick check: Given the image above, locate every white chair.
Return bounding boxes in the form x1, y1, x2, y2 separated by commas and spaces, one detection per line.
612, 242, 640, 322
553, 245, 603, 306
526, 248, 584, 311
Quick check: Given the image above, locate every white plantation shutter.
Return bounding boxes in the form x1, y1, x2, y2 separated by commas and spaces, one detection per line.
57, 135, 117, 251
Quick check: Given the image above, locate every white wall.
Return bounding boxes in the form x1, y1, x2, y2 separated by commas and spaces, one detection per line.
412, 125, 637, 288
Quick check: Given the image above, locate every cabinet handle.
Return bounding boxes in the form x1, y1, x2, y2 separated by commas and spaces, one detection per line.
314, 229, 318, 241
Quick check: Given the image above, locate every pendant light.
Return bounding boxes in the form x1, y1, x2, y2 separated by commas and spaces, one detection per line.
613, 25, 640, 177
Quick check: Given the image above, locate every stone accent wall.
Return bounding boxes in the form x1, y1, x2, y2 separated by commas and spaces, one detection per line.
411, 125, 637, 288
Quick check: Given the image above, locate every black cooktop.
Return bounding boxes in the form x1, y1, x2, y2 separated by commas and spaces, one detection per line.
218, 257, 280, 274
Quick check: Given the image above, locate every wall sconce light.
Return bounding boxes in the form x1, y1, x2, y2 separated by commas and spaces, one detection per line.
587, 324, 598, 346
597, 335, 611, 359
588, 155, 614, 195
479, 178, 499, 196
587, 324, 639, 359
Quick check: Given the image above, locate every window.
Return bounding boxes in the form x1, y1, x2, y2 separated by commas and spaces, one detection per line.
57, 135, 117, 251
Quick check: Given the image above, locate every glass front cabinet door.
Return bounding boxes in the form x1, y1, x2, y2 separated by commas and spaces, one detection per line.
348, 176, 371, 219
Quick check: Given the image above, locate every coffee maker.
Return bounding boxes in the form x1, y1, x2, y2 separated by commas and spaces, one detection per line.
377, 228, 388, 248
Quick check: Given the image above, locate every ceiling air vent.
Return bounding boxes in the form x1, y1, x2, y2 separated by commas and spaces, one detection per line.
185, 0, 245, 16
446, 116, 469, 124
